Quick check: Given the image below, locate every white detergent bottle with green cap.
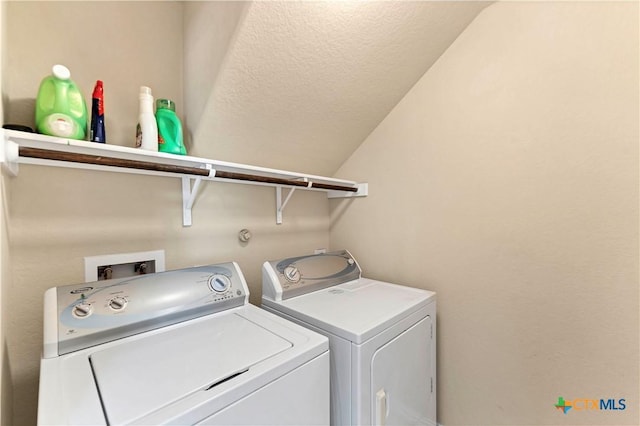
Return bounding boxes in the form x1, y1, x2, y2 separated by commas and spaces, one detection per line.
35, 64, 88, 140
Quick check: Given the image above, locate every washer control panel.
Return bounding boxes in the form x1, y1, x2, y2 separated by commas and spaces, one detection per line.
263, 250, 361, 300
46, 263, 249, 357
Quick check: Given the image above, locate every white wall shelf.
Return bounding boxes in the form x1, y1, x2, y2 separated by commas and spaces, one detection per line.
1, 129, 367, 226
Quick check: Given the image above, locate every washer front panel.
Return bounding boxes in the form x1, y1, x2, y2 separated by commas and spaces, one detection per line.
38, 303, 330, 426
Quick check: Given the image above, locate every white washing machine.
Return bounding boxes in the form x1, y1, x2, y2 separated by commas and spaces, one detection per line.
262, 250, 436, 426
38, 262, 329, 425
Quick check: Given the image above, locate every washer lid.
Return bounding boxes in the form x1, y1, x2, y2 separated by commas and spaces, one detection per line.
90, 313, 292, 425
266, 278, 435, 344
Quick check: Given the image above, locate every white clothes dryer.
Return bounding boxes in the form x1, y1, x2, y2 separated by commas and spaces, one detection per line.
38, 262, 329, 425
262, 250, 436, 426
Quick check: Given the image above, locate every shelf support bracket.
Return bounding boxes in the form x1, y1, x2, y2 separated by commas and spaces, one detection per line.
276, 186, 297, 225
275, 177, 309, 224
1, 137, 20, 177
182, 165, 215, 227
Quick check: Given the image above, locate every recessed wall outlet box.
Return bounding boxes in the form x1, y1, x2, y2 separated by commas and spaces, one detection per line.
84, 250, 165, 282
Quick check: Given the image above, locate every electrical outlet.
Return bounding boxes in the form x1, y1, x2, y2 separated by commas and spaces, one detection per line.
84, 250, 165, 282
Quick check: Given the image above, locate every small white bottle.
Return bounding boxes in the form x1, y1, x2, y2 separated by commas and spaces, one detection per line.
136, 86, 158, 151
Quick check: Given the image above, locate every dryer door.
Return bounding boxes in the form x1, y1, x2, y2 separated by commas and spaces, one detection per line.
370, 316, 433, 426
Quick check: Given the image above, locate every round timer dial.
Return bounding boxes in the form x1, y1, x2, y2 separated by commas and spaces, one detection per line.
283, 265, 301, 283
109, 296, 127, 311
72, 303, 93, 318
208, 275, 231, 293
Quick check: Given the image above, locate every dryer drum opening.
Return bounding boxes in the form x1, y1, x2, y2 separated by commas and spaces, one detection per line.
205, 368, 249, 391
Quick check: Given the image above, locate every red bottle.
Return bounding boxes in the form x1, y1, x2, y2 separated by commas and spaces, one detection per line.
90, 80, 105, 143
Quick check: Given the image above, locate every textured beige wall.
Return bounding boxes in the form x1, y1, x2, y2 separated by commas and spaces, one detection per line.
4, 2, 329, 425
183, 1, 248, 153
186, 1, 490, 176
0, 1, 14, 424
0, 0, 3, 122
1, 176, 12, 426
330, 2, 639, 425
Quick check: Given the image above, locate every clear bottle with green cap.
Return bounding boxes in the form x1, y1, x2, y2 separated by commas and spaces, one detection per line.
35, 64, 88, 140
155, 98, 186, 155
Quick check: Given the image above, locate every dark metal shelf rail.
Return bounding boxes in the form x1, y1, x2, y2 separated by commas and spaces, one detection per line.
19, 146, 358, 193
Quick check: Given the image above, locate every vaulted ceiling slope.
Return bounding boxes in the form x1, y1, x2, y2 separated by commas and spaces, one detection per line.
184, 1, 491, 176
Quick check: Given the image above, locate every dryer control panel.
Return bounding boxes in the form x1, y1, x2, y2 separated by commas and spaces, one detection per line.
262, 250, 361, 301
43, 263, 249, 358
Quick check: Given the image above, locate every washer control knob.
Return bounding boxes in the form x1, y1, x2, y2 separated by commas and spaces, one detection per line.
73, 303, 93, 318
283, 265, 301, 283
109, 296, 127, 311
208, 275, 231, 293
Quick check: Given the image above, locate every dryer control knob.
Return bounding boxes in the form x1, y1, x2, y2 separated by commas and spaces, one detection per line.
283, 266, 301, 283
73, 303, 93, 318
209, 275, 231, 293
109, 296, 127, 311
